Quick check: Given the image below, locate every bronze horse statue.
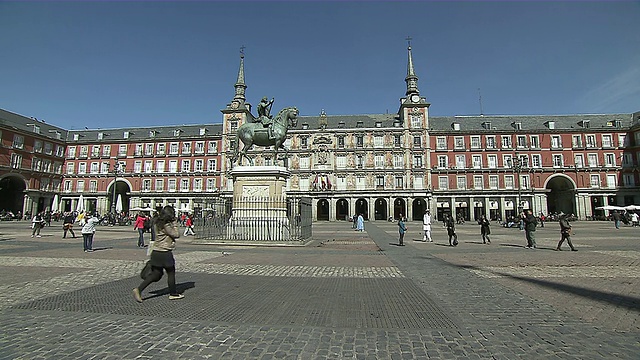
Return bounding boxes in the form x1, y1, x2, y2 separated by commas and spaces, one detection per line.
233, 107, 299, 166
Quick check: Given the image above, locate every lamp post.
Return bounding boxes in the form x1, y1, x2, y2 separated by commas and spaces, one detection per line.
109, 160, 125, 216
508, 152, 523, 215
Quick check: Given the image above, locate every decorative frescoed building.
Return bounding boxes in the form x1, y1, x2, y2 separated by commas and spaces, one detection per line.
1, 44, 638, 221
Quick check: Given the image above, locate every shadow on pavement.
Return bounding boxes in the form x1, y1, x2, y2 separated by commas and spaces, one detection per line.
146, 281, 196, 299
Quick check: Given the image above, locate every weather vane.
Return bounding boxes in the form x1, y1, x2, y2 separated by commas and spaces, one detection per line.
406, 36, 412, 47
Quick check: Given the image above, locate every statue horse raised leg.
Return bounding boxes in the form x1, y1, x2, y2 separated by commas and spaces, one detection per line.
233, 107, 298, 167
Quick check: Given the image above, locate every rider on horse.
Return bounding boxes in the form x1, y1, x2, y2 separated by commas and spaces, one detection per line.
256, 96, 275, 140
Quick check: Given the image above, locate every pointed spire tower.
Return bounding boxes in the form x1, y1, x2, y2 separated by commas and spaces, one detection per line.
405, 40, 419, 97
224, 46, 251, 113
398, 37, 429, 126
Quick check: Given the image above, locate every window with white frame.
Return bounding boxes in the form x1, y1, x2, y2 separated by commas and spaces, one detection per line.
193, 178, 203, 192
486, 136, 496, 149
54, 162, 63, 174
78, 162, 86, 174
606, 174, 616, 188
34, 140, 43, 153
64, 180, 72, 192
413, 155, 423, 168
156, 160, 165, 173
169, 160, 178, 172
338, 136, 345, 148
207, 178, 217, 191
207, 159, 216, 172
519, 154, 529, 167
118, 144, 127, 157
438, 155, 448, 169
602, 134, 613, 148
618, 134, 628, 147
413, 135, 421, 148
374, 155, 384, 168
517, 135, 527, 148
487, 155, 497, 169
181, 160, 190, 172
489, 175, 498, 189
590, 174, 600, 188
195, 141, 204, 154
604, 153, 615, 167
207, 141, 218, 154
505, 175, 514, 189
144, 160, 153, 173
66, 162, 74, 174
181, 179, 189, 191
356, 176, 365, 190
520, 175, 530, 190
393, 154, 404, 168
91, 145, 99, 157
455, 155, 466, 169
79, 146, 88, 157
552, 154, 563, 168
182, 142, 191, 154
470, 136, 481, 149
374, 136, 383, 148
77, 180, 84, 193
168, 179, 176, 191
622, 153, 632, 167
134, 161, 142, 173
142, 179, 151, 191
355, 135, 363, 148
90, 162, 99, 174
55, 145, 64, 157
169, 143, 179, 155
414, 175, 424, 189
623, 174, 634, 187
67, 146, 76, 158
299, 156, 310, 169
12, 135, 24, 149
395, 176, 404, 189
301, 137, 309, 149
40, 178, 49, 191
436, 137, 446, 150
299, 177, 309, 191
501, 136, 512, 149
574, 154, 584, 168
474, 175, 483, 189
438, 176, 448, 190
503, 154, 513, 168
336, 155, 346, 169
155, 179, 164, 191
89, 180, 97, 193
157, 143, 166, 155
472, 155, 482, 169
376, 176, 384, 188
411, 115, 422, 128
135, 144, 143, 156
586, 135, 596, 148
11, 153, 22, 169
531, 154, 542, 168
194, 159, 203, 172
529, 135, 540, 149
551, 135, 562, 148
572, 135, 583, 147
454, 136, 465, 150
587, 154, 598, 167
457, 176, 467, 190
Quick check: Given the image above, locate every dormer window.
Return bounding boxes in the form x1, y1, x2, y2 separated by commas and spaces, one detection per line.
481, 121, 492, 130
199, 128, 206, 136
511, 122, 522, 130
452, 122, 460, 131
338, 121, 345, 128
149, 130, 157, 138
123, 131, 130, 139
375, 122, 382, 128
98, 132, 104, 140
393, 120, 401, 127
302, 123, 309, 130
545, 121, 555, 130
73, 134, 80, 141
579, 120, 590, 128
356, 121, 364, 128
173, 129, 181, 137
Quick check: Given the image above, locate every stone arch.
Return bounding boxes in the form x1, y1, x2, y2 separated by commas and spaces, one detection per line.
374, 198, 387, 220
317, 199, 330, 221
107, 179, 132, 214
545, 174, 576, 215
0, 174, 28, 214
412, 197, 427, 221
336, 198, 349, 221
393, 198, 406, 220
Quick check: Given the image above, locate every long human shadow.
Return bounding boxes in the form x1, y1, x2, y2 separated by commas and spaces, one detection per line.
459, 264, 640, 312
145, 281, 196, 300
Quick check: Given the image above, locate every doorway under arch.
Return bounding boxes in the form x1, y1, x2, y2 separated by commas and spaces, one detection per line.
317, 199, 330, 221
0, 175, 26, 214
108, 180, 131, 214
412, 198, 427, 221
393, 198, 406, 220
355, 198, 368, 220
336, 198, 349, 221
374, 198, 387, 220
546, 175, 576, 215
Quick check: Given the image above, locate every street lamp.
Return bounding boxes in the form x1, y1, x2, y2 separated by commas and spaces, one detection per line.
508, 152, 523, 214
109, 160, 125, 216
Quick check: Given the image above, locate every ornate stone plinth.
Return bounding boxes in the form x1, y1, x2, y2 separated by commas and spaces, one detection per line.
227, 166, 292, 243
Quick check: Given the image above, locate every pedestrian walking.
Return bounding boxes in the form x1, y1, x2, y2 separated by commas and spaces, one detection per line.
81, 213, 99, 252
31, 212, 45, 238
356, 214, 365, 232
133, 213, 147, 247
478, 214, 491, 244
539, 213, 546, 228
352, 214, 357, 229
446, 214, 458, 246
183, 214, 195, 236
422, 210, 432, 242
397, 215, 407, 246
630, 212, 639, 227
133, 205, 184, 302
612, 211, 622, 229
62, 212, 77, 238
556, 213, 577, 251
523, 209, 538, 249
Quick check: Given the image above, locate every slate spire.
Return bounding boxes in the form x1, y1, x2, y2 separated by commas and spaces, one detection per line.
405, 38, 419, 96
233, 46, 247, 102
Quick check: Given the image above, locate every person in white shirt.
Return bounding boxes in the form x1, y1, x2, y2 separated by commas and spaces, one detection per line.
81, 214, 99, 252
422, 210, 432, 242
631, 212, 639, 227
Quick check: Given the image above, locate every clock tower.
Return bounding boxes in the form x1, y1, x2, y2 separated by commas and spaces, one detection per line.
398, 38, 430, 128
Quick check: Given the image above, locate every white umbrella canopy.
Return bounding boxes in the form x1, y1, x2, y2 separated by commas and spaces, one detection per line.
76, 194, 85, 212
624, 205, 640, 211
50, 194, 59, 212
115, 194, 123, 212
595, 205, 626, 211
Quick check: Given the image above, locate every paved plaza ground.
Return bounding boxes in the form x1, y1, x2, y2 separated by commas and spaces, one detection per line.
0, 218, 639, 359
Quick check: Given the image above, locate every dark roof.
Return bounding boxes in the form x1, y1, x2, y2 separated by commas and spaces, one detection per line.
0, 109, 68, 142
66, 123, 224, 144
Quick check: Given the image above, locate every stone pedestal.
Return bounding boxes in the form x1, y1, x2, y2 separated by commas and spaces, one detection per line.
228, 166, 291, 243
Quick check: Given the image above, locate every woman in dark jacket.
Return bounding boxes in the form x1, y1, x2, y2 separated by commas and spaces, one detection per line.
133, 205, 184, 302
478, 214, 491, 244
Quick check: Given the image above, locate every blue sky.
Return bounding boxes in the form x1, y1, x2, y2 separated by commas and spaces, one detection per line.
1, 1, 639, 130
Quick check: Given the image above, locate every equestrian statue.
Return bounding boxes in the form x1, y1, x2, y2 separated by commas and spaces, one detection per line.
233, 98, 298, 167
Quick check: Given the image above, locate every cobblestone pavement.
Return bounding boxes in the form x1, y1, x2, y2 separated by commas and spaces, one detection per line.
0, 220, 639, 359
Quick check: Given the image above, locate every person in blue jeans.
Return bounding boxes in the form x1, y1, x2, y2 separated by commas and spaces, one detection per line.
133, 213, 147, 247
612, 211, 622, 229
81, 214, 99, 252
397, 215, 407, 246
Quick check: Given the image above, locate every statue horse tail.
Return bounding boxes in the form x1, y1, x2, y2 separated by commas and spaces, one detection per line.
232, 131, 240, 165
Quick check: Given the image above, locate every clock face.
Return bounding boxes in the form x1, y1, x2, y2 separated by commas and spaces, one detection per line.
411, 95, 420, 103
231, 101, 239, 109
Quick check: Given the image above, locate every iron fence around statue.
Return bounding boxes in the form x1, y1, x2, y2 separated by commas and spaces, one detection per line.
192, 196, 312, 243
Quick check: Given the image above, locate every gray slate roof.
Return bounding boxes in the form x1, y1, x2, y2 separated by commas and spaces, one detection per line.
0, 109, 68, 142
66, 123, 224, 144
